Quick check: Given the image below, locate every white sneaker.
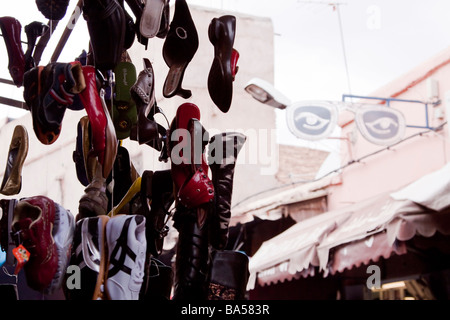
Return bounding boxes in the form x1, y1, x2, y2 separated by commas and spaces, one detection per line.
46, 203, 75, 295
105, 214, 147, 300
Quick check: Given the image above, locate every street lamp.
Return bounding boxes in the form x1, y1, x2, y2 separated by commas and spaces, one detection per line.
244, 78, 291, 110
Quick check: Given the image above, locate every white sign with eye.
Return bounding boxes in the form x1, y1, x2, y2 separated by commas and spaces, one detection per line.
286, 101, 338, 141
355, 105, 406, 146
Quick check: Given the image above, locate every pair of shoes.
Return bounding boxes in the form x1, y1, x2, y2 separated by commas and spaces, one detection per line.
23, 61, 86, 145
1, 125, 29, 196
67, 214, 146, 300
162, 0, 198, 99
169, 103, 214, 210
208, 15, 240, 113
0, 17, 26, 87
11, 196, 75, 294
36, 0, 70, 20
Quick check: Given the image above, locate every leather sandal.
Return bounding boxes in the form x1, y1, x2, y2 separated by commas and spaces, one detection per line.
83, 0, 126, 71
0, 125, 29, 196
162, 0, 198, 99
0, 16, 26, 87
207, 15, 238, 113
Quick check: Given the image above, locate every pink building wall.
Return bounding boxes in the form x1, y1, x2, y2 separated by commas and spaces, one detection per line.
327, 46, 450, 211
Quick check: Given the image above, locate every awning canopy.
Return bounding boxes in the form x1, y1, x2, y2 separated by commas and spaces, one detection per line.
247, 162, 450, 290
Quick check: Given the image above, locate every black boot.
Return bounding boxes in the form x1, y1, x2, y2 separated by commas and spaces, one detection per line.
208, 132, 246, 250
172, 206, 210, 301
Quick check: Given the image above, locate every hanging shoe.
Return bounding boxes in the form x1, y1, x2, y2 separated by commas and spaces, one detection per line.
162, 0, 198, 99
66, 215, 109, 300
36, 0, 70, 20
124, 0, 148, 48
0, 199, 17, 267
156, 0, 170, 39
172, 206, 210, 301
112, 61, 137, 140
207, 15, 238, 113
78, 161, 109, 220
24, 21, 49, 72
0, 16, 26, 87
83, 0, 126, 71
208, 132, 246, 250
78, 65, 118, 179
11, 196, 74, 294
116, 0, 136, 50
73, 116, 91, 187
208, 250, 249, 300
140, 0, 169, 39
105, 145, 133, 213
170, 103, 214, 210
140, 169, 174, 257
23, 61, 86, 145
0, 125, 29, 196
130, 58, 167, 148
46, 202, 75, 295
140, 257, 173, 300
105, 214, 146, 300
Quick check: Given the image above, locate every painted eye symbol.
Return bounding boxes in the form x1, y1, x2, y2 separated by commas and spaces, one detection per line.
364, 117, 398, 135
294, 111, 330, 130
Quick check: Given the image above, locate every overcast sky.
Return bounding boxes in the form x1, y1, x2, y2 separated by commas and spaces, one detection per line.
2, 0, 450, 152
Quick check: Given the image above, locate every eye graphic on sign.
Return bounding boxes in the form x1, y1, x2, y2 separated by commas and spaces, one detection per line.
355, 105, 405, 146
286, 101, 338, 141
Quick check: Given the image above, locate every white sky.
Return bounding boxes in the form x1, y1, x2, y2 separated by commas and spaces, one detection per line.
2, 0, 450, 153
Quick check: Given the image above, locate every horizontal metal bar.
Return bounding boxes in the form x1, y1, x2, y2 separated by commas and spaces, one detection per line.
342, 94, 427, 105
0, 78, 15, 86
0, 96, 27, 110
